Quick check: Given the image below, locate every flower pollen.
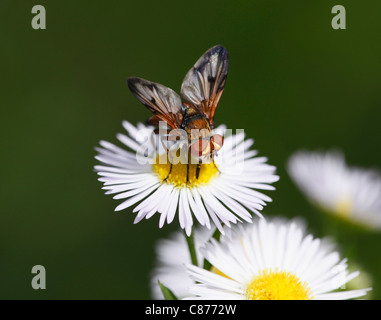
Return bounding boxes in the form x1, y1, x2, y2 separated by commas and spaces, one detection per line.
246, 269, 313, 300
153, 154, 219, 188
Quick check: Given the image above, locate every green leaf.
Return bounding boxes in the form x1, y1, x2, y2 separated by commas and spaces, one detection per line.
158, 281, 178, 300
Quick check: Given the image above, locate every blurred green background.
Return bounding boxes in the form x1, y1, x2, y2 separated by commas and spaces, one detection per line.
1, 0, 380, 299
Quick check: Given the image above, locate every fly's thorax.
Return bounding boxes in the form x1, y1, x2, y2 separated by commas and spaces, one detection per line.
188, 126, 212, 141
186, 122, 213, 161
179, 106, 224, 161
182, 112, 211, 133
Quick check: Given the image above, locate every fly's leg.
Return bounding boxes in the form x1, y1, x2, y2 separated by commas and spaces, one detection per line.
163, 152, 173, 182
196, 159, 201, 179
213, 159, 221, 174
186, 162, 190, 184
163, 162, 173, 182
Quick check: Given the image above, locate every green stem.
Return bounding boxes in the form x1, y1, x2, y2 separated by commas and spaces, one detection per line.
184, 229, 198, 266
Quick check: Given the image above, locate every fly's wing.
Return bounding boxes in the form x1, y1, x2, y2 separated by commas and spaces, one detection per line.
127, 77, 182, 130
180, 45, 229, 127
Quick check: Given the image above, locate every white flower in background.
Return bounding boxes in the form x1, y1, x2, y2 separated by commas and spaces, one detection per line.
287, 150, 381, 230
94, 121, 279, 235
185, 218, 371, 300
151, 227, 214, 300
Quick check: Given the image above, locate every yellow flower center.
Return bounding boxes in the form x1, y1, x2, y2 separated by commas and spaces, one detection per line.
152, 154, 219, 188
335, 195, 352, 218
245, 269, 313, 300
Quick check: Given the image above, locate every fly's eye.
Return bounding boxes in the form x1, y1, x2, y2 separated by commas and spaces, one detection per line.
211, 134, 224, 151
189, 139, 209, 158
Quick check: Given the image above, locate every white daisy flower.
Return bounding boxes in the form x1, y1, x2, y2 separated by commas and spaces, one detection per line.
287, 150, 381, 230
94, 121, 279, 235
151, 227, 214, 300
185, 218, 371, 300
